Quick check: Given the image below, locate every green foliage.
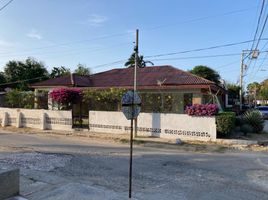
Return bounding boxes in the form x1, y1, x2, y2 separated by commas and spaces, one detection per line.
189, 65, 221, 84
243, 109, 264, 133
259, 87, 268, 100
5, 90, 34, 108
4, 57, 49, 90
216, 112, 236, 136
83, 88, 127, 111
74, 64, 91, 75
247, 82, 260, 93
0, 72, 6, 84
240, 124, 253, 135
50, 66, 70, 78
227, 83, 240, 101
125, 53, 154, 68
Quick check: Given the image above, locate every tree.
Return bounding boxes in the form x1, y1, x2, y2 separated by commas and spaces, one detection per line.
50, 66, 70, 78
259, 87, 268, 100
247, 82, 261, 105
227, 83, 240, 105
74, 63, 91, 75
0, 72, 6, 90
0, 72, 6, 84
189, 65, 221, 84
4, 57, 49, 90
124, 53, 154, 68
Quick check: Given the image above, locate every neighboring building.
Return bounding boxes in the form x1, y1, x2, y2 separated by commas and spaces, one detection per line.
30, 65, 226, 113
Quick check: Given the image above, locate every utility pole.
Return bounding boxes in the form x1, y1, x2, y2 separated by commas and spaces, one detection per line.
134, 29, 139, 138
129, 29, 139, 199
239, 51, 245, 111
239, 49, 259, 111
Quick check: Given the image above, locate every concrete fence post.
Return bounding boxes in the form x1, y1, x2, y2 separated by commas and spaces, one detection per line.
40, 111, 46, 130
2, 112, 8, 127
210, 118, 217, 141
16, 111, 22, 128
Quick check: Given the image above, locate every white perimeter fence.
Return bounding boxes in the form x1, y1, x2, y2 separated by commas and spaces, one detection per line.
89, 111, 216, 141
0, 108, 217, 141
0, 107, 72, 131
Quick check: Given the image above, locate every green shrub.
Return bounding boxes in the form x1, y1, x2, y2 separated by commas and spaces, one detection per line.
216, 112, 236, 136
5, 90, 34, 108
240, 124, 253, 135
243, 109, 264, 133
235, 117, 245, 126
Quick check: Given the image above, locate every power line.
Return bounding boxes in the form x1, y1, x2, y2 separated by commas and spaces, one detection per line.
0, 42, 131, 58
145, 38, 268, 59
0, 0, 13, 12
253, 13, 268, 51
249, 0, 266, 52
0, 32, 133, 55
149, 53, 241, 61
145, 7, 256, 31
0, 76, 46, 86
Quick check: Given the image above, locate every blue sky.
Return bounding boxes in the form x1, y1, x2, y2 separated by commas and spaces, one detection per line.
0, 0, 267, 86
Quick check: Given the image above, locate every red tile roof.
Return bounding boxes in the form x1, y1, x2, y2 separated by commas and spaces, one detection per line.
31, 65, 220, 90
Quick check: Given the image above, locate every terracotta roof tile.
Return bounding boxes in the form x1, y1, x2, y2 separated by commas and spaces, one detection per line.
31, 65, 215, 88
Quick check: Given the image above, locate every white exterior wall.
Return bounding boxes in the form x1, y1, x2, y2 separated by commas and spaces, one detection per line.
0, 108, 20, 127
0, 107, 72, 131
44, 110, 72, 131
18, 108, 43, 129
89, 111, 216, 141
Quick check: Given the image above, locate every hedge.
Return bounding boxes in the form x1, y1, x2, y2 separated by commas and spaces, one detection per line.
216, 112, 236, 136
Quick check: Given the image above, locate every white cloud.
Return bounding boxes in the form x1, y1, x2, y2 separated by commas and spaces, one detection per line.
27, 29, 43, 40
81, 14, 108, 27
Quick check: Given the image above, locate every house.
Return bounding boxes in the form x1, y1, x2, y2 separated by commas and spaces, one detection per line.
30, 65, 226, 113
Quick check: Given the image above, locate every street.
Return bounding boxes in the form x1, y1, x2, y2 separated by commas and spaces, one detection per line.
0, 131, 268, 200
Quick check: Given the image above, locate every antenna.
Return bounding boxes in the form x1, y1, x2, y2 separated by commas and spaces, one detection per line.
157, 78, 167, 86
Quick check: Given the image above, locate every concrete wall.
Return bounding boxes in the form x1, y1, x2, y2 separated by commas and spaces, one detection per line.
89, 111, 217, 141
0, 107, 72, 131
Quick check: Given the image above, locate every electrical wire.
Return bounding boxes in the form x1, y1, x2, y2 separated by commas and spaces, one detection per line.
249, 0, 266, 52
144, 38, 268, 59
145, 7, 256, 30
149, 53, 242, 61
0, 32, 134, 55
0, 0, 13, 12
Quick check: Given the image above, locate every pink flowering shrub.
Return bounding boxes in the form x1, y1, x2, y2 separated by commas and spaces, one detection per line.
185, 104, 219, 116
49, 88, 83, 106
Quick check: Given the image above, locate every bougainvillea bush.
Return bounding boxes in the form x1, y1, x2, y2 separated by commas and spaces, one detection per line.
49, 88, 83, 109
185, 104, 219, 116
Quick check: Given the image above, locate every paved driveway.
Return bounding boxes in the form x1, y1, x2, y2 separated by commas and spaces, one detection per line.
0, 131, 268, 200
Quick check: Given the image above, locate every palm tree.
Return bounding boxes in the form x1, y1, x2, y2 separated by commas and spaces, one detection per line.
124, 53, 154, 68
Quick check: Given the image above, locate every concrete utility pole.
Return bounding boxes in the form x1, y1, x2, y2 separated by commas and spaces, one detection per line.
134, 29, 139, 138
134, 29, 139, 91
239, 51, 245, 111
239, 49, 259, 110
129, 29, 139, 199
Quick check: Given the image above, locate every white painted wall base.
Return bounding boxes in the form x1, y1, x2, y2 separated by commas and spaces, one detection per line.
89, 111, 216, 141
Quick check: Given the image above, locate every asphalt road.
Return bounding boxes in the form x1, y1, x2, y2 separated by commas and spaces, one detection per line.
0, 131, 268, 200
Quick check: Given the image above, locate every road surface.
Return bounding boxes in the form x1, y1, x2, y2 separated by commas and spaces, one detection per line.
0, 131, 268, 200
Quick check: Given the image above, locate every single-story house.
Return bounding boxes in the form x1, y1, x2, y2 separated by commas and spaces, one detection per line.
30, 65, 226, 113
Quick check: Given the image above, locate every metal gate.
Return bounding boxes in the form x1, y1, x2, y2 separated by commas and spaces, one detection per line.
72, 102, 89, 129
